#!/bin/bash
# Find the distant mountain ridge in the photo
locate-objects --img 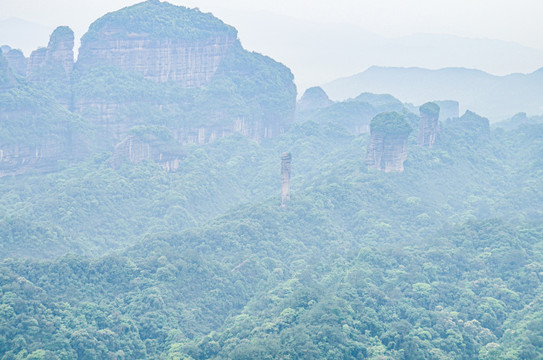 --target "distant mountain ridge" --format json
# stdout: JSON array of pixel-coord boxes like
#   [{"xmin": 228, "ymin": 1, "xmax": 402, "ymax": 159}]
[{"xmin": 323, "ymin": 66, "xmax": 543, "ymax": 121}]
